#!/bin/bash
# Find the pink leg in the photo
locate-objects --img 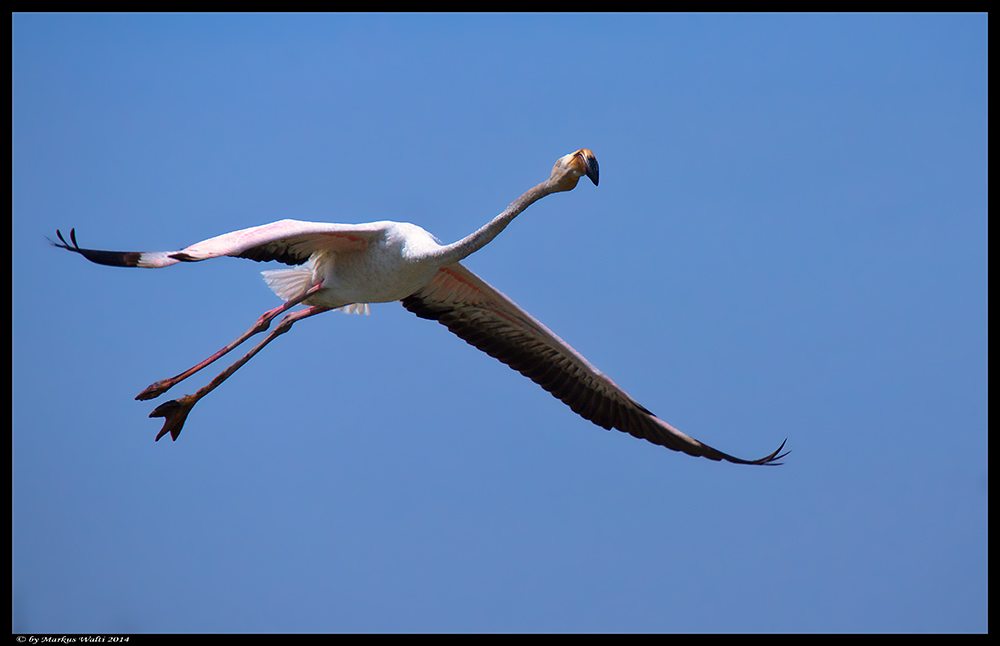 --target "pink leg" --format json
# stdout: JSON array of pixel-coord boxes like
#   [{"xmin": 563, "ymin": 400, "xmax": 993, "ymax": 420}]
[
  {"xmin": 148, "ymin": 304, "xmax": 333, "ymax": 441},
  {"xmin": 136, "ymin": 282, "xmax": 326, "ymax": 401}
]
